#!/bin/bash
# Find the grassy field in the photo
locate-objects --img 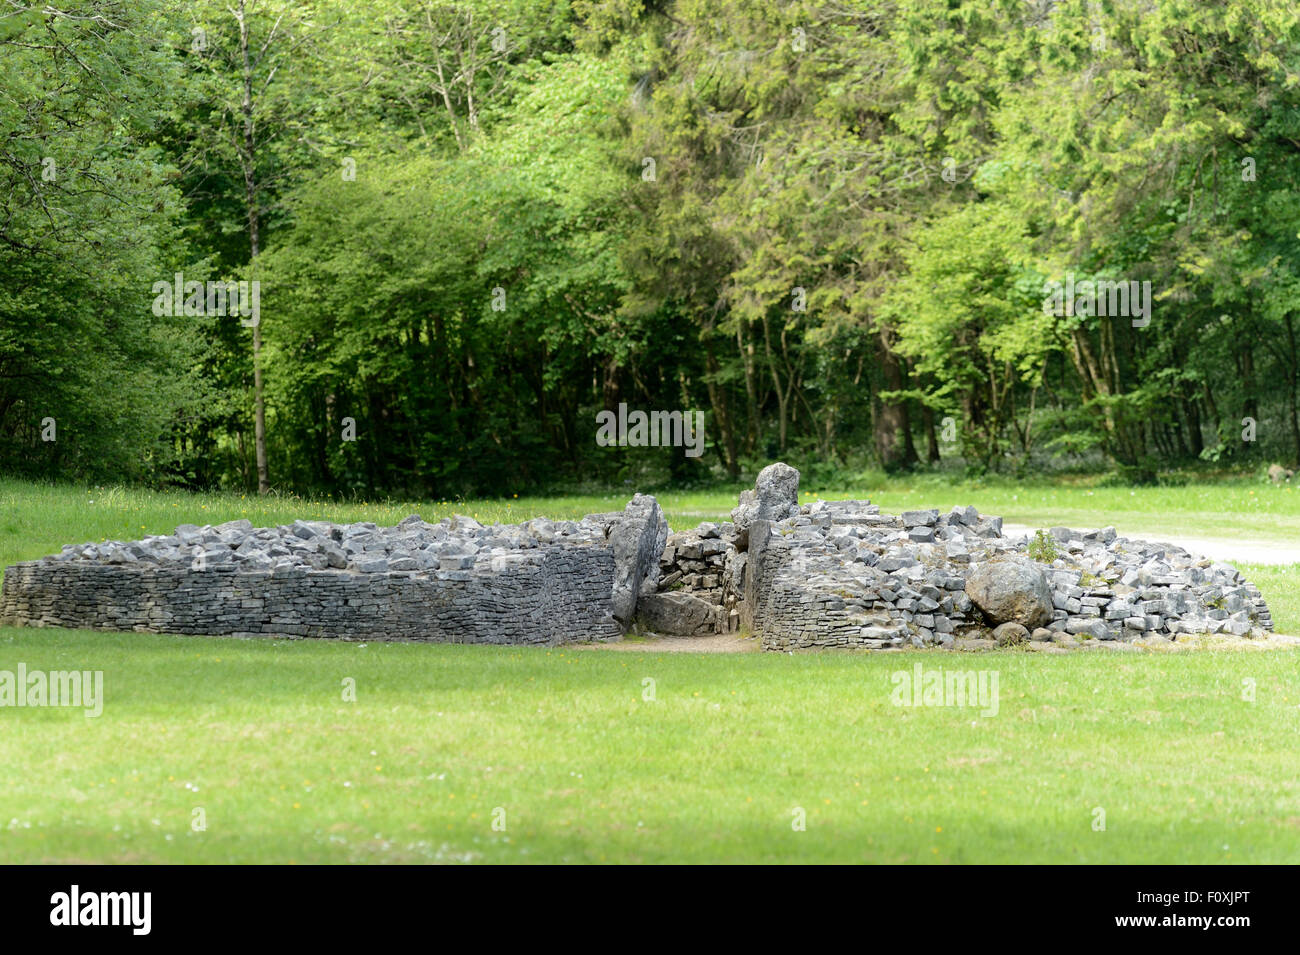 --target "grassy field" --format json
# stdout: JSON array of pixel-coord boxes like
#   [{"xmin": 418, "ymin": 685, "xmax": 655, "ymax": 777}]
[
  {"xmin": 1, "ymin": 628, "xmax": 1298, "ymax": 864},
  {"xmin": 1, "ymin": 476, "xmax": 1298, "ymax": 863}
]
